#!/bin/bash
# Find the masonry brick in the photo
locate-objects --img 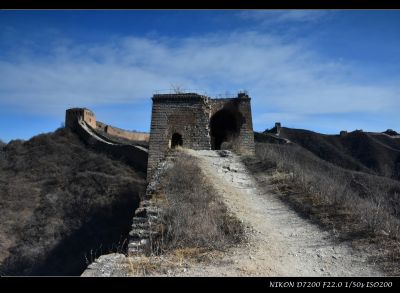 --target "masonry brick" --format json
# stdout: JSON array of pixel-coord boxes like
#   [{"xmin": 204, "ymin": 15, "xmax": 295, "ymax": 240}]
[{"xmin": 147, "ymin": 92, "xmax": 255, "ymax": 181}]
